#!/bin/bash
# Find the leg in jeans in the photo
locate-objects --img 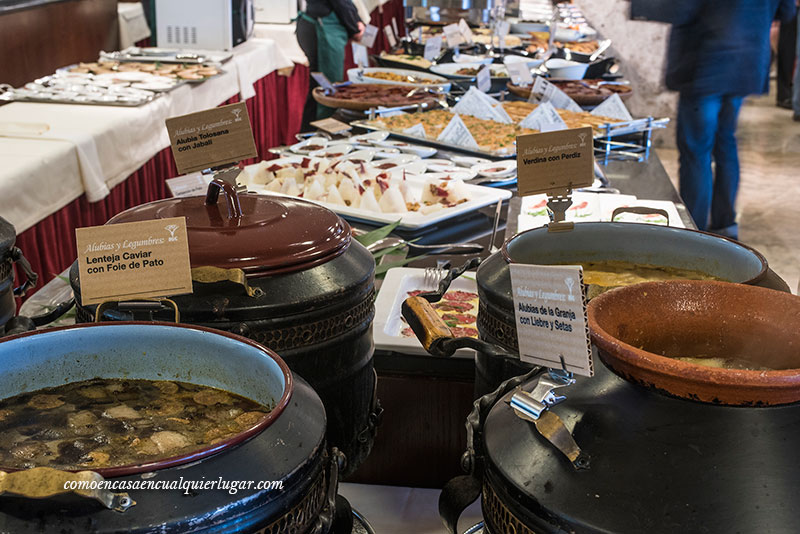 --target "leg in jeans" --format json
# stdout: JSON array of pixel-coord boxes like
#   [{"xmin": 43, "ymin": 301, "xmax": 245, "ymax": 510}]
[
  {"xmin": 677, "ymin": 93, "xmax": 723, "ymax": 231},
  {"xmin": 710, "ymin": 95, "xmax": 744, "ymax": 237},
  {"xmin": 794, "ymin": 14, "xmax": 800, "ymax": 117},
  {"xmin": 777, "ymin": 14, "xmax": 797, "ymax": 105}
]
